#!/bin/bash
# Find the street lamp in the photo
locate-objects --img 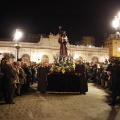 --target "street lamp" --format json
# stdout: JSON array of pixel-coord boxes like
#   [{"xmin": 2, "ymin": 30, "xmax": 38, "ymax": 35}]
[
  {"xmin": 112, "ymin": 12, "xmax": 120, "ymax": 38},
  {"xmin": 118, "ymin": 47, "xmax": 120, "ymax": 51},
  {"xmin": 13, "ymin": 29, "xmax": 22, "ymax": 61}
]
